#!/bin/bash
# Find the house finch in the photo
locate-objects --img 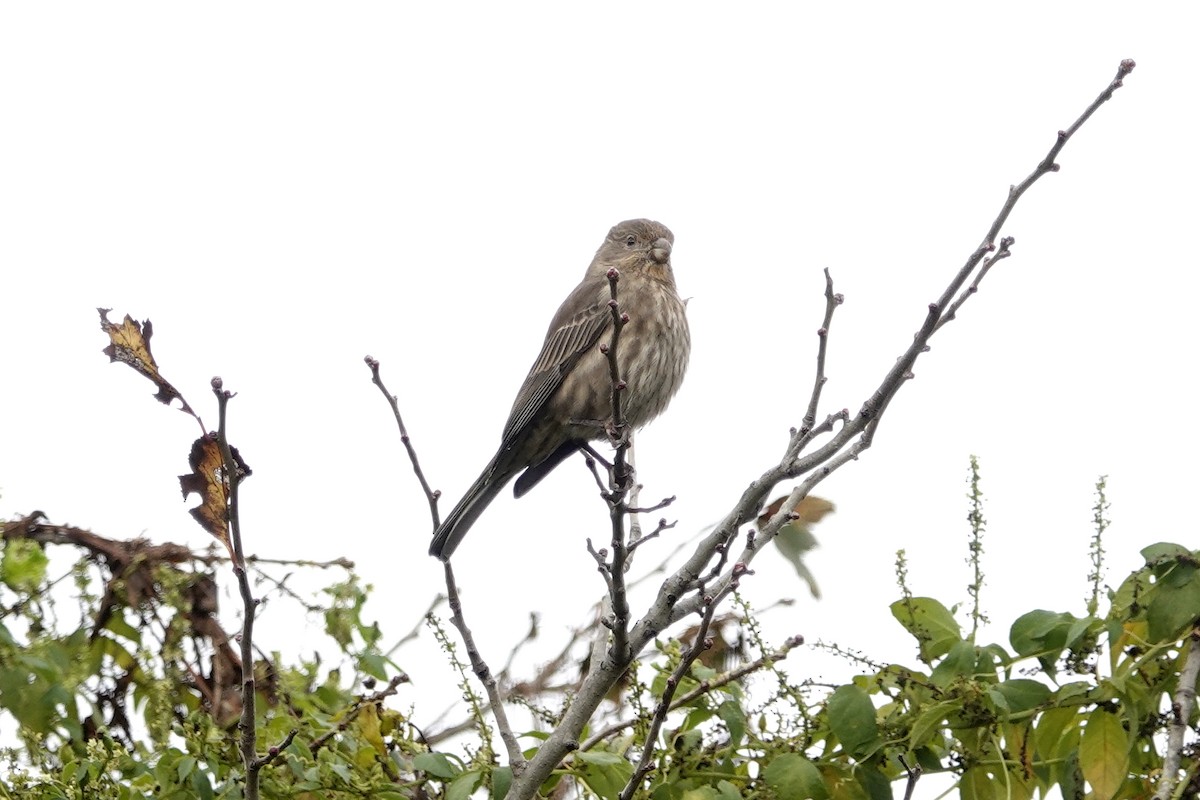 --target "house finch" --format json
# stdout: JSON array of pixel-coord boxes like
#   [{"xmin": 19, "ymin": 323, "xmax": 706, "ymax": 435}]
[{"xmin": 429, "ymin": 219, "xmax": 690, "ymax": 560}]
